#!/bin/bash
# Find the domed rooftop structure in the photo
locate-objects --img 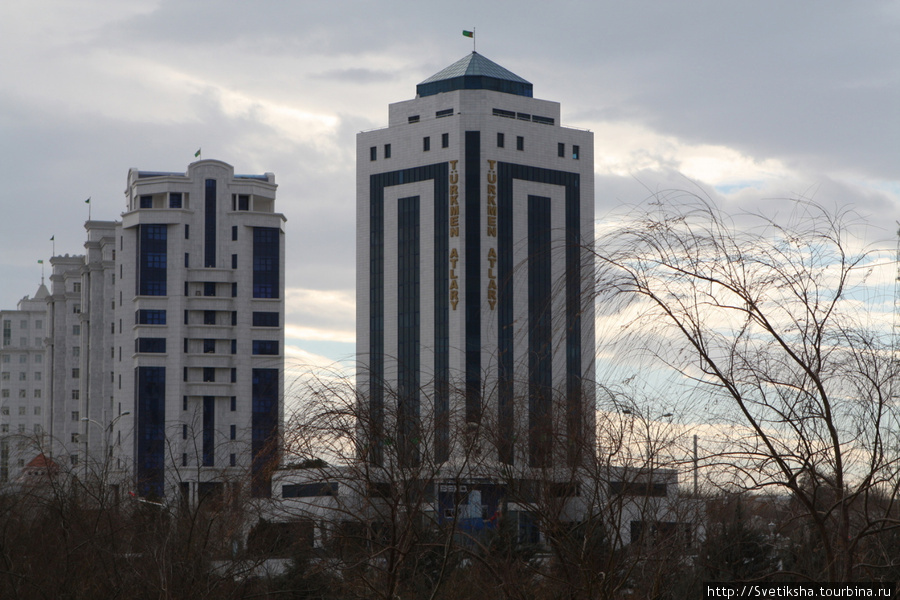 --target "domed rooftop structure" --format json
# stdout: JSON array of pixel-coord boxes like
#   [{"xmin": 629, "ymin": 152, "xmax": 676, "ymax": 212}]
[{"xmin": 416, "ymin": 52, "xmax": 533, "ymax": 98}]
